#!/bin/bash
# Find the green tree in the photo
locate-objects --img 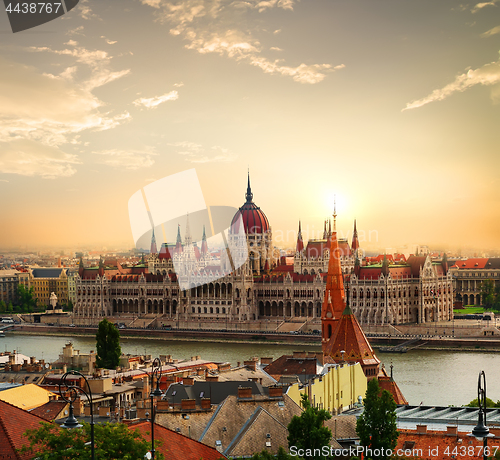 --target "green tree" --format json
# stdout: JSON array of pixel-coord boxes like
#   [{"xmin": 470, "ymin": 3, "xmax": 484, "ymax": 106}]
[
  {"xmin": 95, "ymin": 318, "xmax": 122, "ymax": 369},
  {"xmin": 466, "ymin": 397, "xmax": 500, "ymax": 408},
  {"xmin": 17, "ymin": 284, "xmax": 37, "ymax": 312},
  {"xmin": 19, "ymin": 421, "xmax": 163, "ymax": 459},
  {"xmin": 356, "ymin": 378, "xmax": 399, "ymax": 460},
  {"xmin": 481, "ymin": 279, "xmax": 496, "ymax": 309},
  {"xmin": 287, "ymin": 394, "xmax": 332, "ymax": 460}
]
